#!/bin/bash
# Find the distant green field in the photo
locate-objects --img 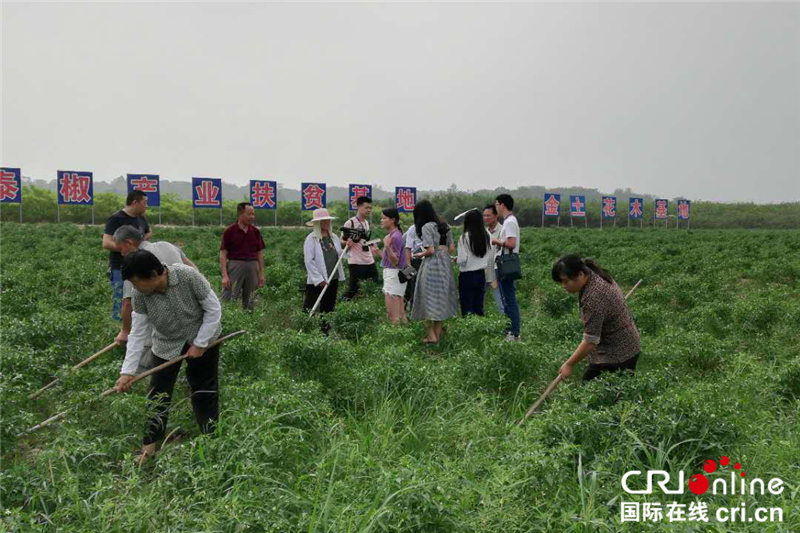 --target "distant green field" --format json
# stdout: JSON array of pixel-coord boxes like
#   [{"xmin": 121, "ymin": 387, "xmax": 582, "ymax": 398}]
[{"xmin": 2, "ymin": 223, "xmax": 799, "ymax": 532}]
